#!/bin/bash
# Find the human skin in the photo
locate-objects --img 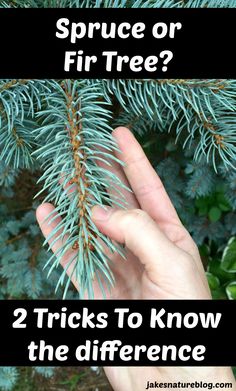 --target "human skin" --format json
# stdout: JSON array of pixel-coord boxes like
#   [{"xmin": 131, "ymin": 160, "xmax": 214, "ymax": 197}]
[{"xmin": 36, "ymin": 127, "xmax": 235, "ymax": 391}]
